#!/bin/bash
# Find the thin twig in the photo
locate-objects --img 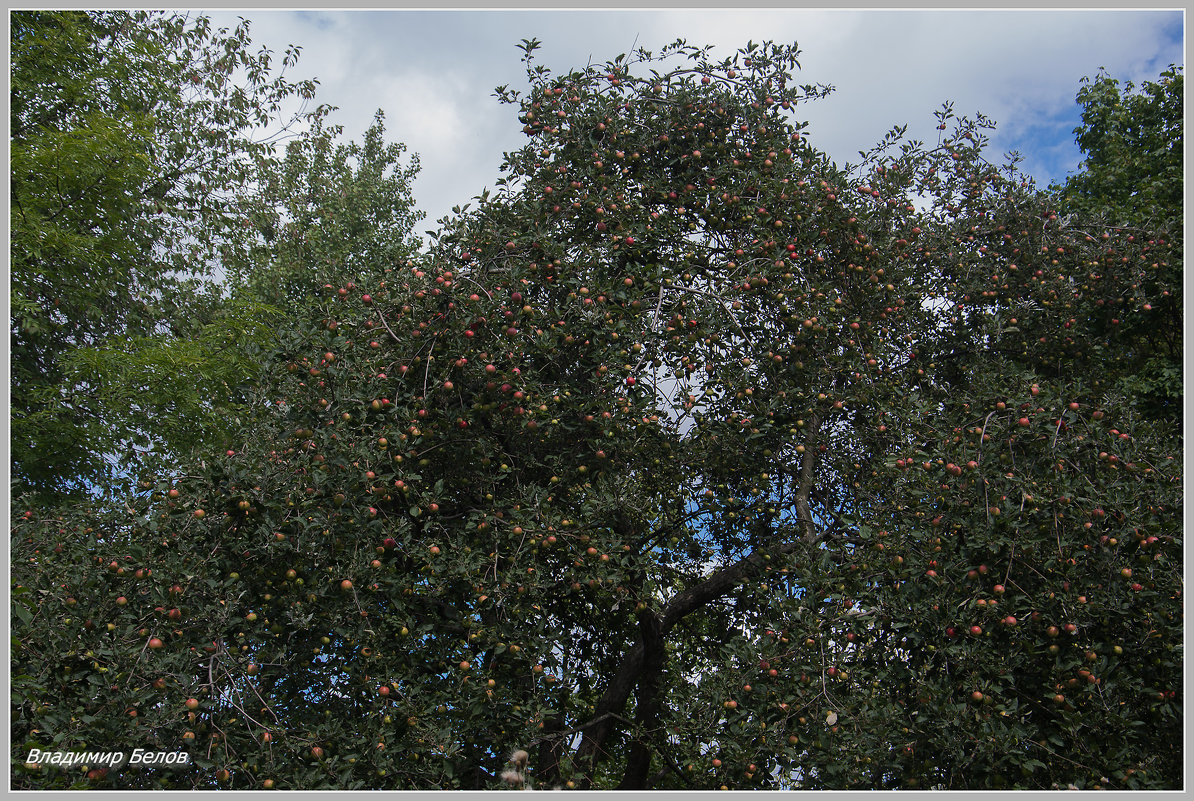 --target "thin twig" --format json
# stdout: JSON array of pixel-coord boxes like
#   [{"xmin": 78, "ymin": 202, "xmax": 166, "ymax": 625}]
[{"xmin": 375, "ymin": 309, "xmax": 403, "ymax": 344}]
